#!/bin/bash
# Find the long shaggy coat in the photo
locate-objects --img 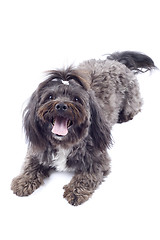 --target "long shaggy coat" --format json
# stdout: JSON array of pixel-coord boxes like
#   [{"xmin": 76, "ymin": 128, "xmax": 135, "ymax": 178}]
[{"xmin": 11, "ymin": 51, "xmax": 156, "ymax": 205}]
